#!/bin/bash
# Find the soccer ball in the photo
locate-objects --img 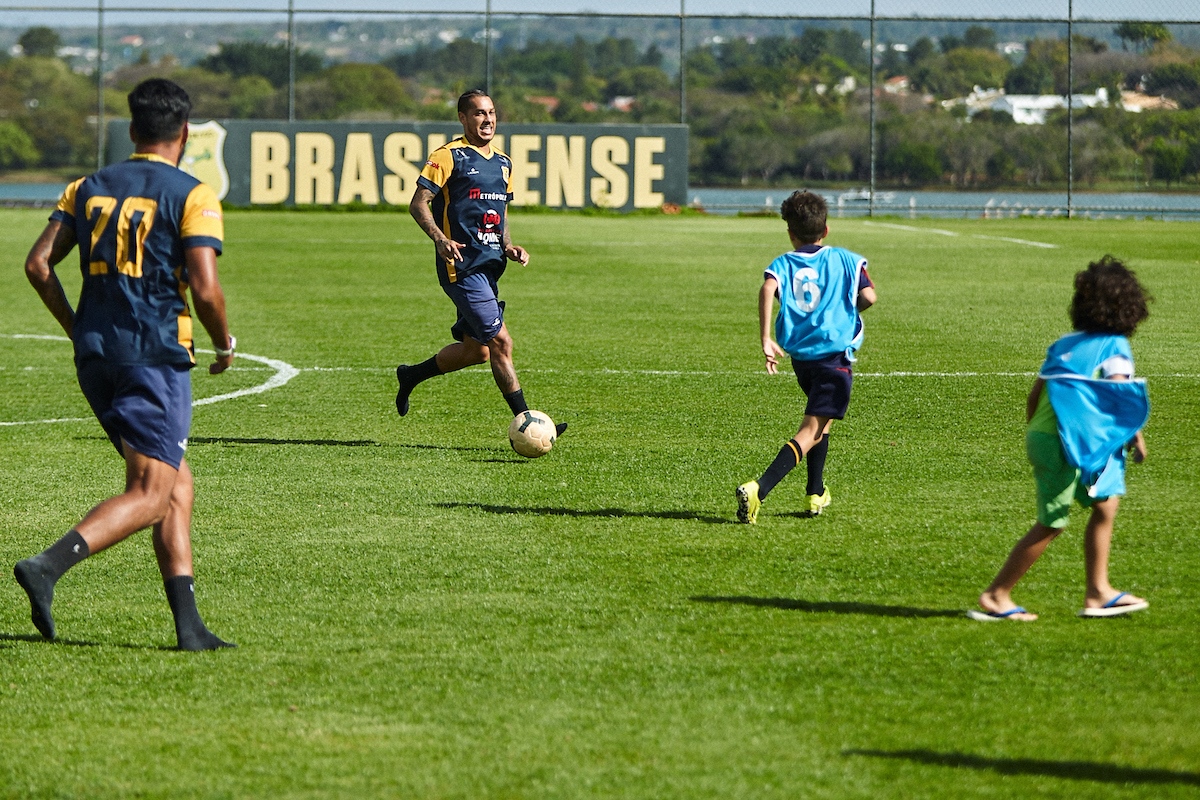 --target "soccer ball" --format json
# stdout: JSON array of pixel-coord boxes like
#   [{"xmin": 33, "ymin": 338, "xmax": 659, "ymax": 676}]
[{"xmin": 508, "ymin": 410, "xmax": 556, "ymax": 458}]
